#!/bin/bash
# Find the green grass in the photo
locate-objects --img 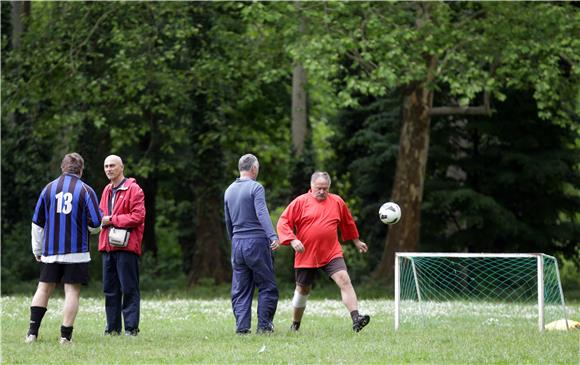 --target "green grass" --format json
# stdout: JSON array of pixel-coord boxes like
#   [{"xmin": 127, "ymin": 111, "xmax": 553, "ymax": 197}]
[{"xmin": 2, "ymin": 295, "xmax": 579, "ymax": 364}]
